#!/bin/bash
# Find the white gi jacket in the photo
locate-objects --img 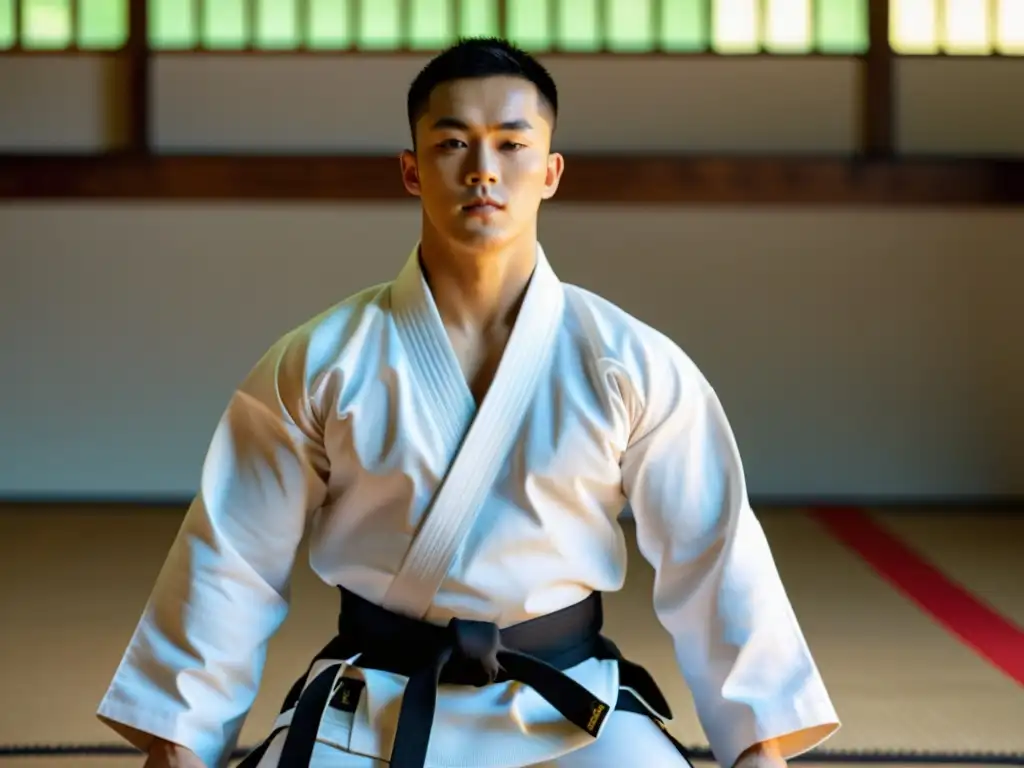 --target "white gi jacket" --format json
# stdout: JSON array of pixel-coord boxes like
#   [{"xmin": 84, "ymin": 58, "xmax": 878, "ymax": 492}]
[{"xmin": 97, "ymin": 244, "xmax": 840, "ymax": 768}]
